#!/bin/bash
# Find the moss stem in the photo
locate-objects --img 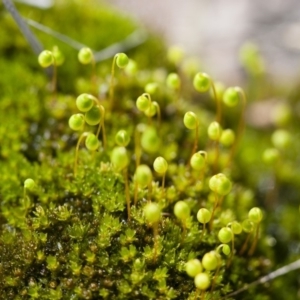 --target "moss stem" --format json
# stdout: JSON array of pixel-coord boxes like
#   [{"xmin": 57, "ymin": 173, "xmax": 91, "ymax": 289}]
[
  {"xmin": 227, "ymin": 87, "xmax": 247, "ymax": 167},
  {"xmin": 211, "ymin": 80, "xmax": 221, "ymax": 124},
  {"xmin": 209, "ymin": 193, "xmax": 219, "ymax": 230},
  {"xmin": 239, "ymin": 232, "xmax": 252, "ymax": 255},
  {"xmin": 74, "ymin": 132, "xmax": 89, "ymax": 176},
  {"xmin": 124, "ymin": 168, "xmax": 131, "ymax": 221},
  {"xmin": 109, "ymin": 55, "xmax": 117, "ymax": 111},
  {"xmin": 248, "ymin": 223, "xmax": 260, "ymax": 256}
]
